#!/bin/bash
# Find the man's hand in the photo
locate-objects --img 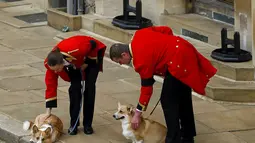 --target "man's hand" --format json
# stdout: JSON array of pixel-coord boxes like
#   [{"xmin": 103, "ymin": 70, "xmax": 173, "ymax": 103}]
[
  {"xmin": 131, "ymin": 110, "xmax": 142, "ymax": 130},
  {"xmin": 81, "ymin": 63, "xmax": 88, "ymax": 71},
  {"xmin": 46, "ymin": 108, "xmax": 52, "ymax": 115}
]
